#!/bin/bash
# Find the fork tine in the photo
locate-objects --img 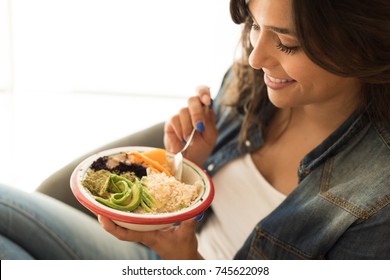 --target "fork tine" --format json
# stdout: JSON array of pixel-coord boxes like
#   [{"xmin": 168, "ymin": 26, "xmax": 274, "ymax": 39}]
[{"xmin": 174, "ymin": 128, "xmax": 196, "ymax": 180}]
